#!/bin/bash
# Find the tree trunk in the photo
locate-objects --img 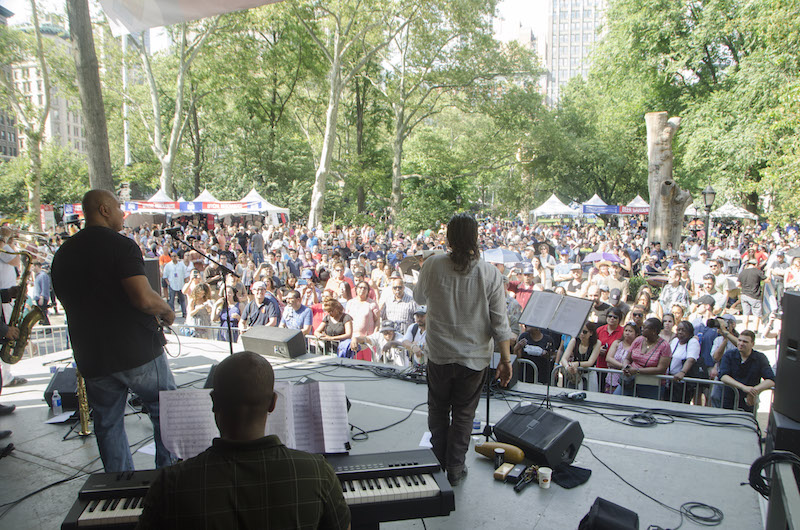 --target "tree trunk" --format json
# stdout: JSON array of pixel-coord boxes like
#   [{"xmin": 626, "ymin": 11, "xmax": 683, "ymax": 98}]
[
  {"xmin": 67, "ymin": 0, "xmax": 114, "ymax": 192},
  {"xmin": 355, "ymin": 77, "xmax": 365, "ymax": 214},
  {"xmin": 390, "ymin": 103, "xmax": 405, "ymax": 220},
  {"xmin": 26, "ymin": 135, "xmax": 43, "ymax": 230},
  {"xmin": 307, "ymin": 61, "xmax": 342, "ymax": 228},
  {"xmin": 645, "ymin": 112, "xmax": 691, "ymax": 249}
]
